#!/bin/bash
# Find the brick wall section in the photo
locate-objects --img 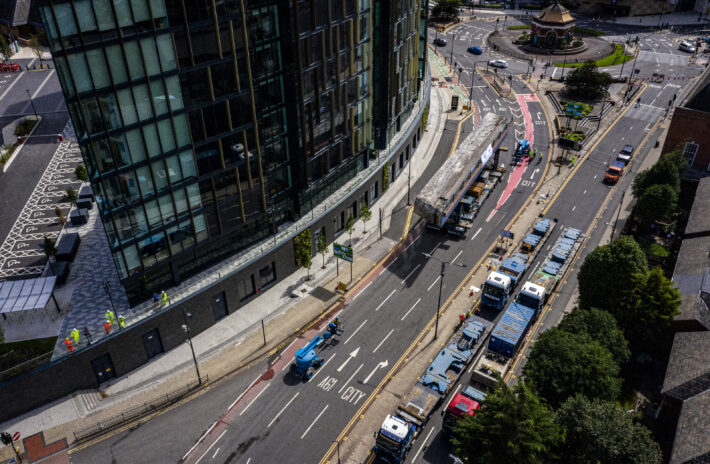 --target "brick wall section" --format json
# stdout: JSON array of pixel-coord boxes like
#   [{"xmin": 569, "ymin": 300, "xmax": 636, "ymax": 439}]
[{"xmin": 662, "ymin": 107, "xmax": 710, "ymax": 171}]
